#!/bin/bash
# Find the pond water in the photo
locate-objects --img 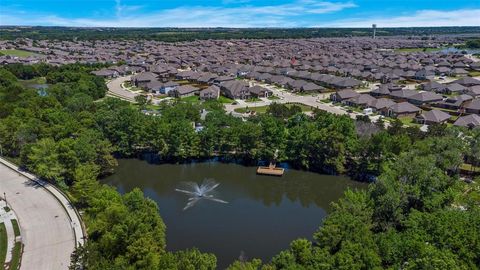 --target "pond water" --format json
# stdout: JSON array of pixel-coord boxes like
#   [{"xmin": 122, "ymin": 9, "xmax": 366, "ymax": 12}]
[{"xmin": 103, "ymin": 159, "xmax": 367, "ymax": 268}]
